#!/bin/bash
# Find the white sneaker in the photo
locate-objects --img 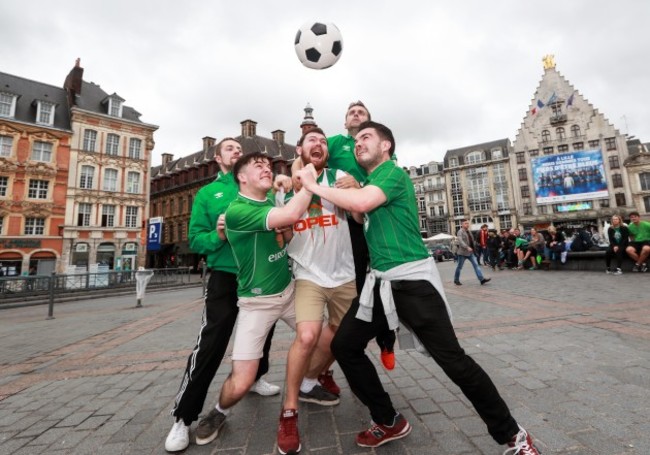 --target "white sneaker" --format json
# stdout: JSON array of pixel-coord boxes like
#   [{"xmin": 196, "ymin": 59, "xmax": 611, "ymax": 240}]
[
  {"xmin": 165, "ymin": 420, "xmax": 189, "ymax": 452},
  {"xmin": 250, "ymin": 378, "xmax": 281, "ymax": 396},
  {"xmin": 613, "ymin": 268, "xmax": 623, "ymax": 275}
]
